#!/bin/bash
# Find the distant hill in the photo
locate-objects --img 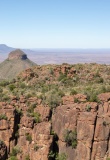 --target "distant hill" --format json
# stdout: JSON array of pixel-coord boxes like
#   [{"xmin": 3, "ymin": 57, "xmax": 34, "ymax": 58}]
[
  {"xmin": 0, "ymin": 49, "xmax": 36, "ymax": 80},
  {"xmin": 0, "ymin": 44, "xmax": 15, "ymax": 53},
  {"xmin": 0, "ymin": 44, "xmax": 36, "ymax": 55}
]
